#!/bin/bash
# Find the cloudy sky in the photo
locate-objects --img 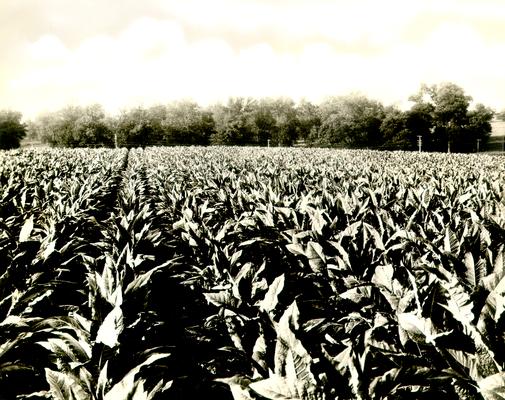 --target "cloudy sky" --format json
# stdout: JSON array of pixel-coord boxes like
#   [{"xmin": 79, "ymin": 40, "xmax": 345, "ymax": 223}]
[{"xmin": 1, "ymin": 0, "xmax": 505, "ymax": 119}]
